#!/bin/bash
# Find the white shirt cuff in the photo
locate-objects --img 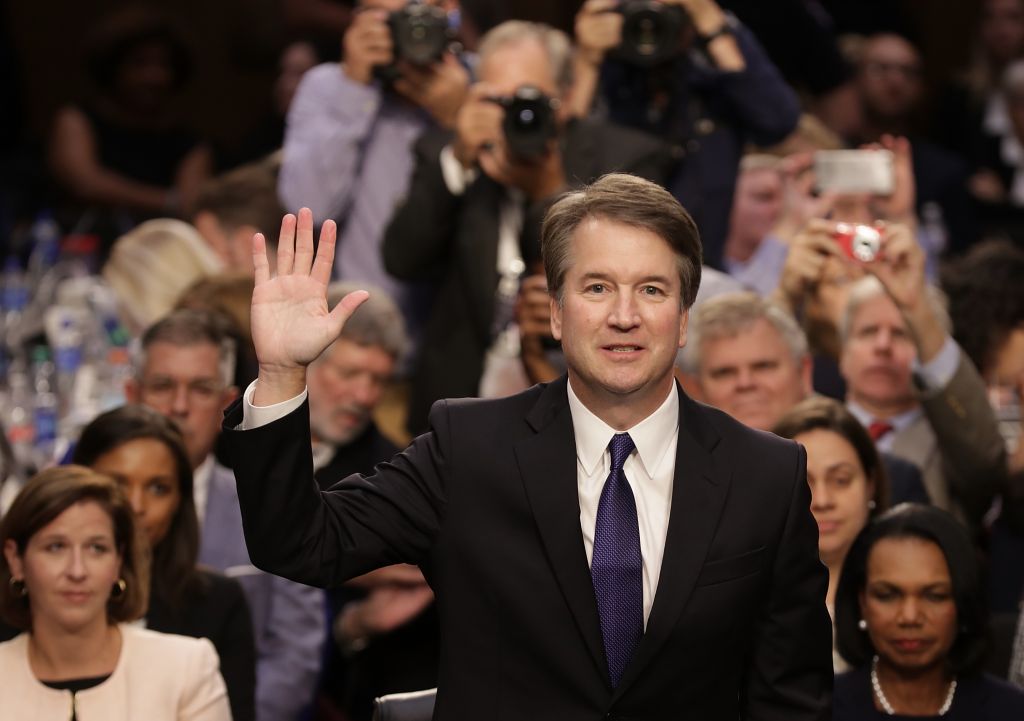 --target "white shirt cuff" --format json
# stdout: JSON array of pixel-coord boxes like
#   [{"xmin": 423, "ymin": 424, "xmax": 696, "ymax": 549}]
[
  {"xmin": 913, "ymin": 336, "xmax": 960, "ymax": 392},
  {"xmin": 439, "ymin": 144, "xmax": 477, "ymax": 196},
  {"xmin": 240, "ymin": 380, "xmax": 308, "ymax": 430}
]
